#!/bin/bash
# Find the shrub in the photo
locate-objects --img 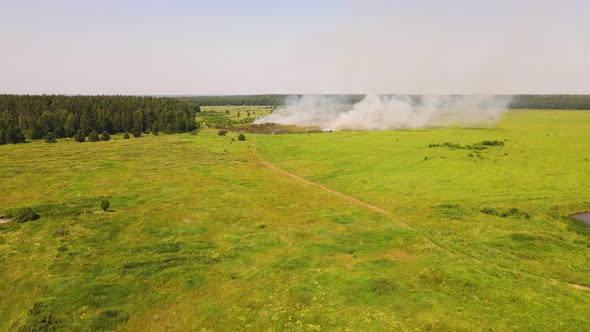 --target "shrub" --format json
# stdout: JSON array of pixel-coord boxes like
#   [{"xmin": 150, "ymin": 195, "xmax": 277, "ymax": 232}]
[
  {"xmin": 44, "ymin": 132, "xmax": 57, "ymax": 143},
  {"xmin": 101, "ymin": 131, "xmax": 111, "ymax": 141},
  {"xmin": 123, "ymin": 132, "xmax": 130, "ymax": 139},
  {"xmin": 101, "ymin": 200, "xmax": 110, "ymax": 212},
  {"xmin": 88, "ymin": 130, "xmax": 100, "ymax": 142},
  {"xmin": 480, "ymin": 140, "xmax": 504, "ymax": 146},
  {"xmin": 91, "ymin": 310, "xmax": 128, "ymax": 331},
  {"xmin": 20, "ymin": 302, "xmax": 62, "ymax": 332},
  {"xmin": 12, "ymin": 207, "xmax": 40, "ymax": 223},
  {"xmin": 151, "ymin": 121, "xmax": 159, "ymax": 136},
  {"xmin": 429, "ymin": 140, "xmax": 505, "ymax": 151},
  {"xmin": 164, "ymin": 124, "xmax": 173, "ymax": 134},
  {"xmin": 74, "ymin": 130, "xmax": 85, "ymax": 142},
  {"xmin": 217, "ymin": 130, "xmax": 227, "ymax": 136},
  {"xmin": 481, "ymin": 207, "xmax": 531, "ymax": 219},
  {"xmin": 237, "ymin": 133, "xmax": 246, "ymax": 141}
]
